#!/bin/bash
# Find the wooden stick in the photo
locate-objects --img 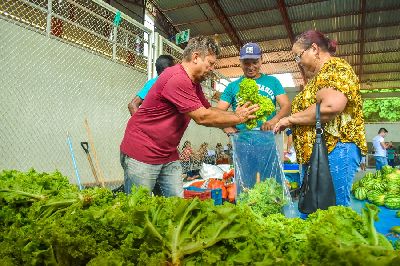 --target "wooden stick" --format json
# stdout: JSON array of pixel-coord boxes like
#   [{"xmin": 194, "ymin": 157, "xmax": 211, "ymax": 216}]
[
  {"xmin": 256, "ymin": 172, "xmax": 261, "ymax": 183},
  {"xmin": 84, "ymin": 118, "xmax": 105, "ymax": 187}
]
